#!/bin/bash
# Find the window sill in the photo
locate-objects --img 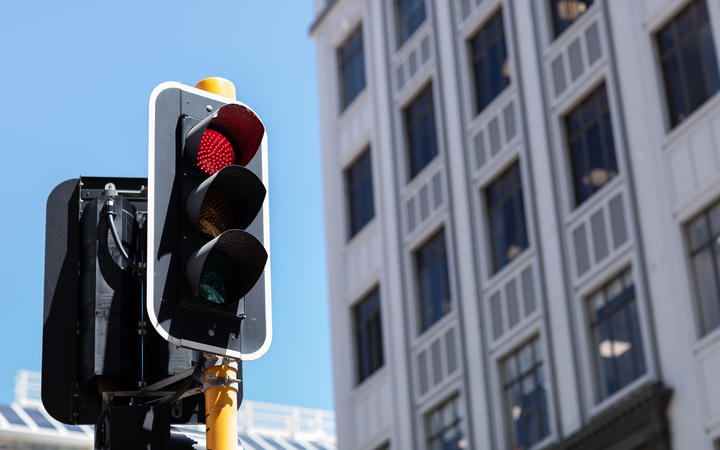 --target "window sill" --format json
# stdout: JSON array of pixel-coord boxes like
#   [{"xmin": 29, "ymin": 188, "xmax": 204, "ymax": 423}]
[
  {"xmin": 344, "ymin": 217, "xmax": 379, "ymax": 252},
  {"xmin": 392, "ymin": 21, "xmax": 431, "ymax": 63},
  {"xmin": 467, "ymin": 84, "xmax": 515, "ymax": 131},
  {"xmin": 543, "ymin": 2, "xmax": 600, "ymax": 60},
  {"xmin": 483, "ymin": 247, "xmax": 534, "ymax": 294},
  {"xmin": 529, "ymin": 434, "xmax": 557, "ymax": 450},
  {"xmin": 337, "ymin": 88, "xmax": 369, "ymax": 126},
  {"xmin": 662, "ymin": 91, "xmax": 720, "ymax": 154},
  {"xmin": 588, "ymin": 375, "xmax": 654, "ymax": 419},
  {"xmin": 351, "ymin": 365, "xmax": 389, "ymax": 399},
  {"xmin": 564, "ymin": 174, "xmax": 624, "ymax": 229},
  {"xmin": 403, "ymin": 155, "xmax": 443, "ymax": 195},
  {"xmin": 694, "ymin": 325, "xmax": 720, "ymax": 360},
  {"xmin": 412, "ymin": 310, "xmax": 457, "ymax": 350}
]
